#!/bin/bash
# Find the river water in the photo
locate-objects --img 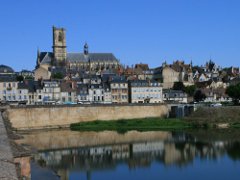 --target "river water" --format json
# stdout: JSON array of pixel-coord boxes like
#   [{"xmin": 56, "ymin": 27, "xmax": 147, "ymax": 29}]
[{"xmin": 16, "ymin": 129, "xmax": 240, "ymax": 180}]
